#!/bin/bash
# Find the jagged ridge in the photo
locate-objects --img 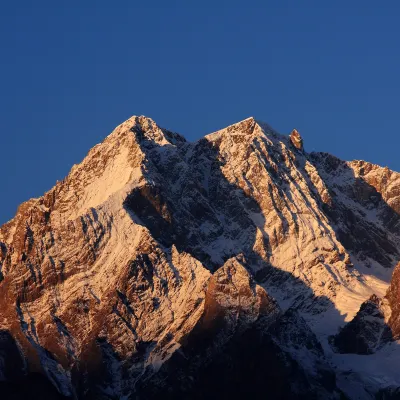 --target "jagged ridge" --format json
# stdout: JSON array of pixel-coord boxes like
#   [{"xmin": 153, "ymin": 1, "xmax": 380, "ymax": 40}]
[{"xmin": 1, "ymin": 116, "xmax": 400, "ymax": 399}]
